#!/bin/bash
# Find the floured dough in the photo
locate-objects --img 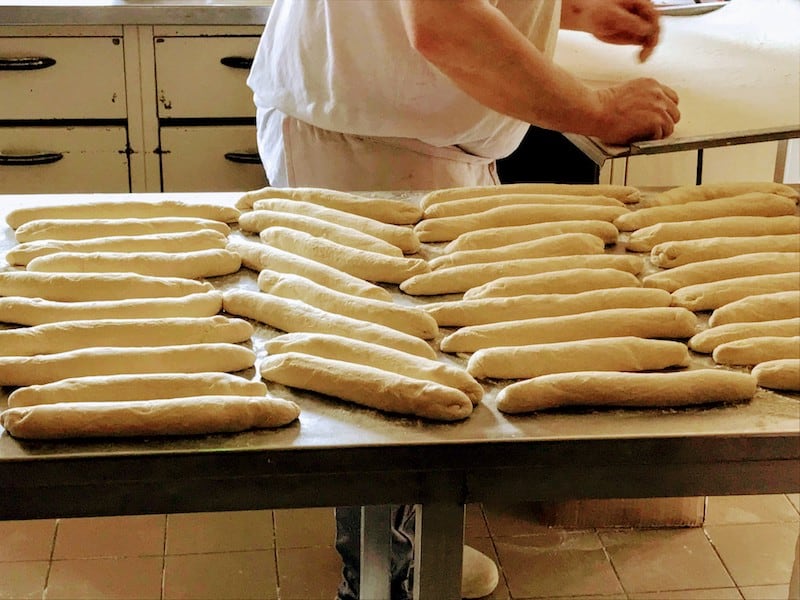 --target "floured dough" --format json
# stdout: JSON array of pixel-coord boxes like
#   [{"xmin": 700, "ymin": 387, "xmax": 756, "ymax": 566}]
[
  {"xmin": 650, "ymin": 234, "xmax": 800, "ymax": 268},
  {"xmin": 712, "ymin": 336, "xmax": 800, "ymax": 366},
  {"xmin": 751, "ymin": 359, "xmax": 800, "ymax": 391},
  {"xmin": 709, "ymin": 291, "xmax": 800, "ymax": 327},
  {"xmin": 15, "ymin": 217, "xmax": 230, "ymax": 242},
  {"xmin": 641, "ymin": 182, "xmax": 799, "ymax": 208},
  {"xmin": 689, "ymin": 318, "xmax": 800, "ymax": 353},
  {"xmin": 423, "ymin": 193, "xmax": 625, "ymax": 219},
  {"xmin": 463, "ymin": 267, "xmax": 641, "ymax": 300},
  {"xmin": 671, "ymin": 273, "xmax": 800, "ymax": 312},
  {"xmin": 444, "ymin": 220, "xmax": 619, "ymax": 253}
]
